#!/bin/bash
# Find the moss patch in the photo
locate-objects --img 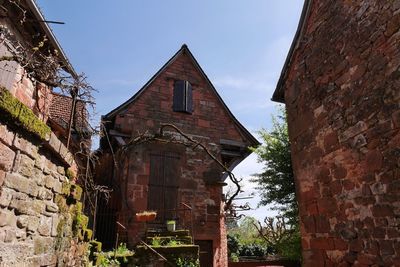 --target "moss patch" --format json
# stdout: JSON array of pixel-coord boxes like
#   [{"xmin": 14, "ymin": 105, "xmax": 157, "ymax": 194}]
[
  {"xmin": 0, "ymin": 87, "xmax": 51, "ymax": 140},
  {"xmin": 70, "ymin": 184, "xmax": 83, "ymax": 201},
  {"xmin": 65, "ymin": 168, "xmax": 75, "ymax": 180},
  {"xmin": 90, "ymin": 240, "xmax": 102, "ymax": 252}
]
